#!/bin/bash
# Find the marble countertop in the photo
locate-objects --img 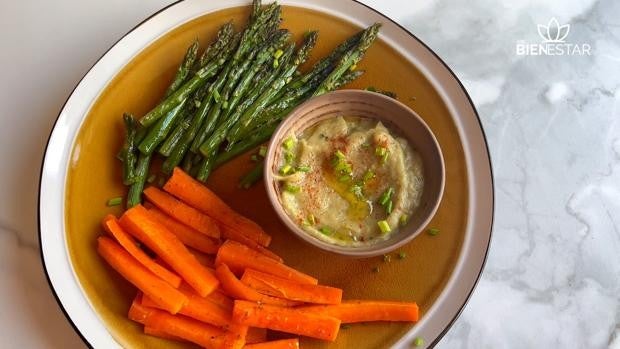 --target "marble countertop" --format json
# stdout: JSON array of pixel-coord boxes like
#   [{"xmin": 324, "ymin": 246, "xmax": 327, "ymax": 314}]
[{"xmin": 1, "ymin": 0, "xmax": 618, "ymax": 347}]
